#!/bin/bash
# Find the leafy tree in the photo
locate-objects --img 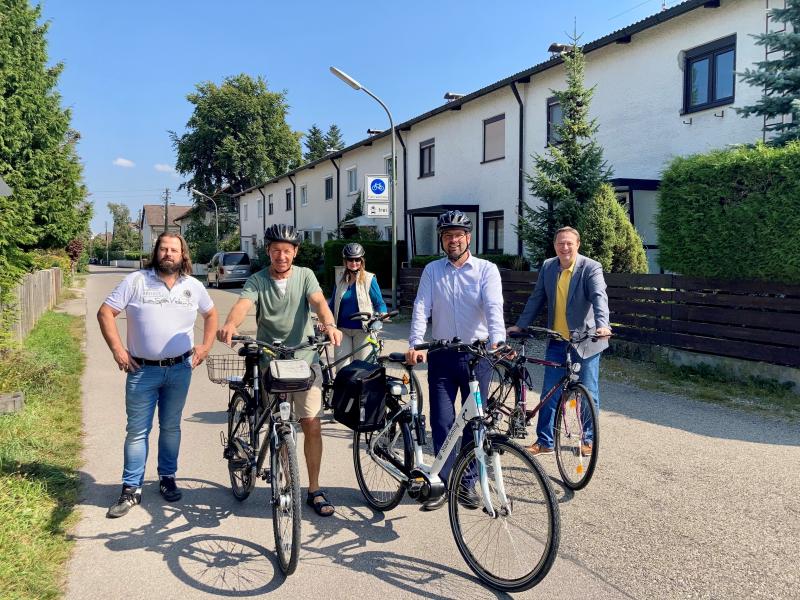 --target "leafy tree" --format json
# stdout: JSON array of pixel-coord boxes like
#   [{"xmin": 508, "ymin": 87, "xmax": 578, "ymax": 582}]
[
  {"xmin": 517, "ymin": 37, "xmax": 612, "ymax": 266},
  {"xmin": 170, "ymin": 73, "xmax": 303, "ymax": 196},
  {"xmin": 0, "ymin": 0, "xmax": 89, "ymax": 345},
  {"xmin": 737, "ymin": 0, "xmax": 800, "ymax": 145},
  {"xmin": 182, "ymin": 209, "xmax": 239, "ymax": 264},
  {"xmin": 324, "ymin": 124, "xmax": 345, "ymax": 152},
  {"xmin": 107, "ymin": 202, "xmax": 139, "ymax": 252},
  {"xmin": 342, "ymin": 191, "xmax": 363, "ymax": 221},
  {"xmin": 304, "ymin": 124, "xmax": 328, "ymax": 161}
]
